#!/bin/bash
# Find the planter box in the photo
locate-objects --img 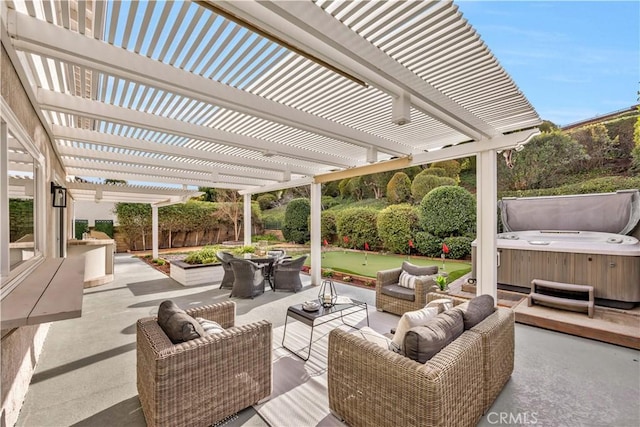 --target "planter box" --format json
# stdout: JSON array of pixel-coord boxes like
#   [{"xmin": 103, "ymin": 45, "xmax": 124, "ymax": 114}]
[{"xmin": 170, "ymin": 260, "xmax": 223, "ymax": 287}]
